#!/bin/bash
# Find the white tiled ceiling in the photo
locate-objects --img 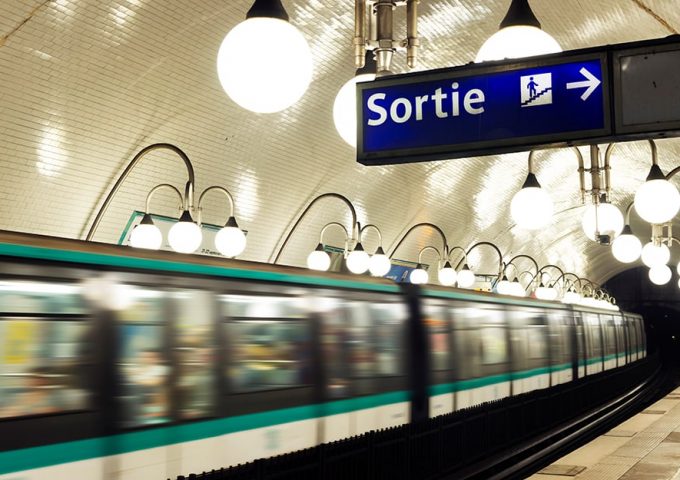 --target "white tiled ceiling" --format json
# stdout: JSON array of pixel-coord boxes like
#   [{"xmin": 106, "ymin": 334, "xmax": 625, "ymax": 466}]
[{"xmin": 0, "ymin": 0, "xmax": 679, "ymax": 286}]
